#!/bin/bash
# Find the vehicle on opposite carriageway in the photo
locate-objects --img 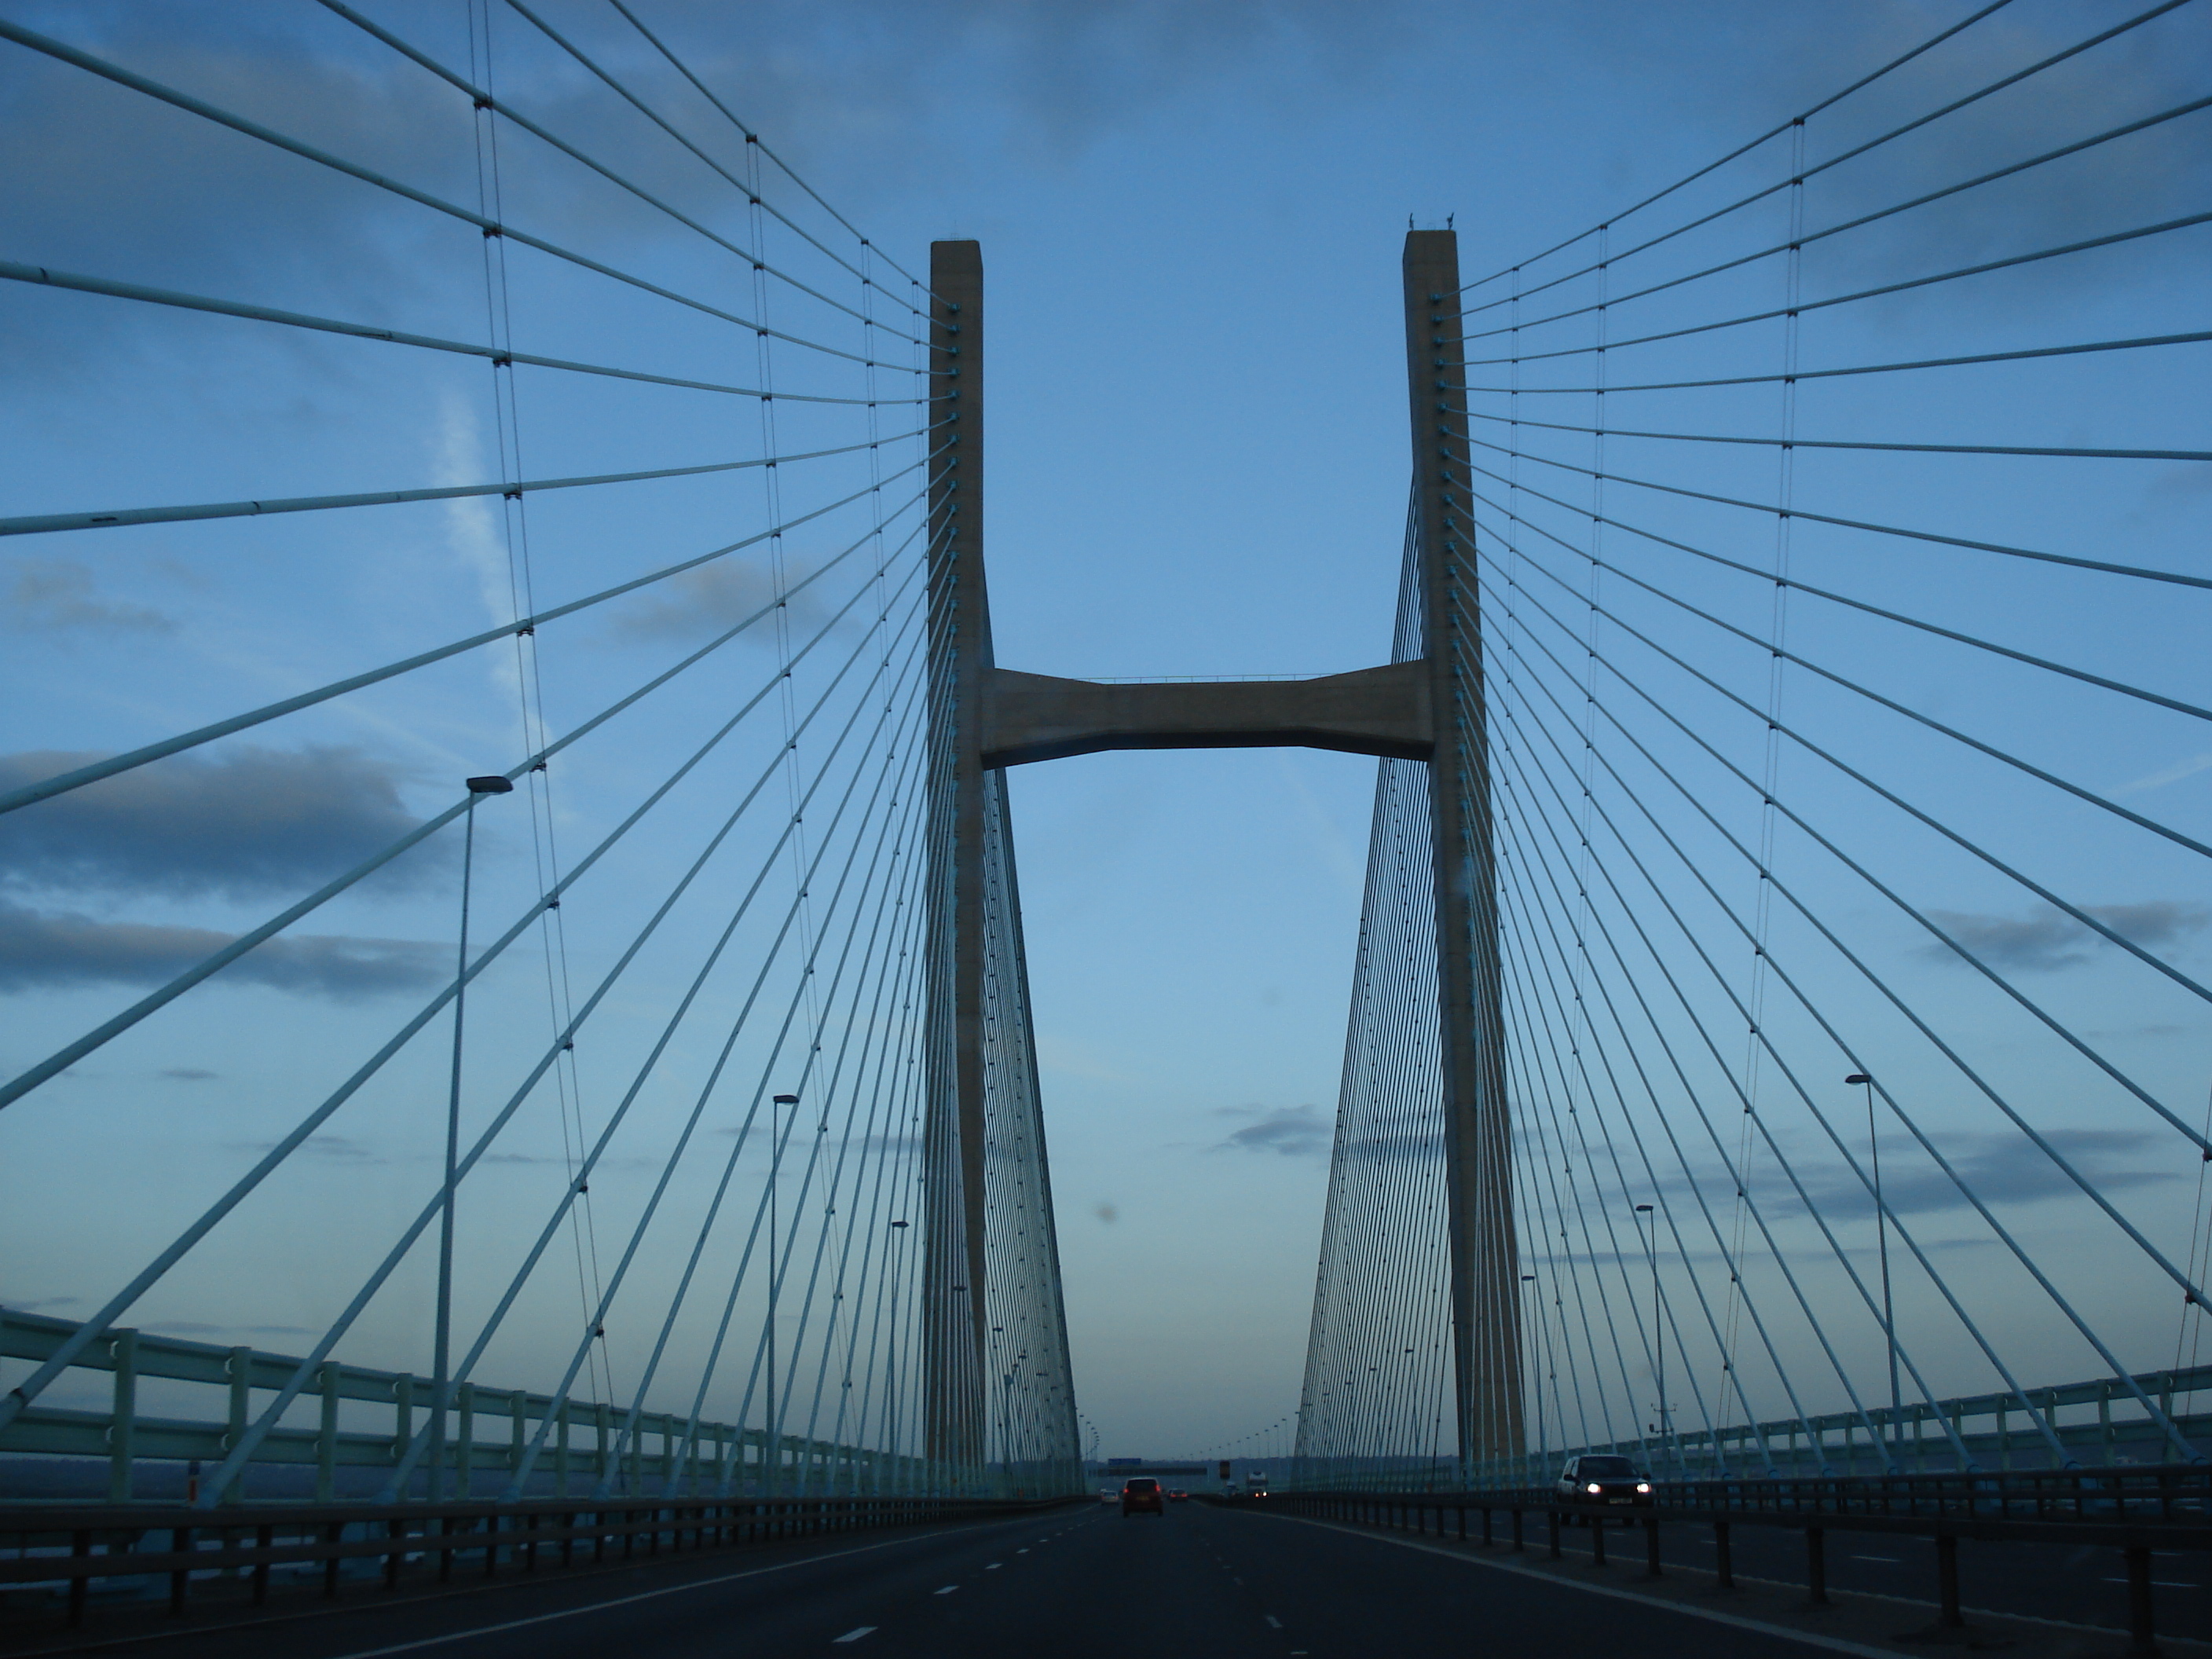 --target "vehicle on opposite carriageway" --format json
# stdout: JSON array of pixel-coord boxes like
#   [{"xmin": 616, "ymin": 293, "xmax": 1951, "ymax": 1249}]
[{"xmin": 1554, "ymin": 1454, "xmax": 1654, "ymax": 1511}]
